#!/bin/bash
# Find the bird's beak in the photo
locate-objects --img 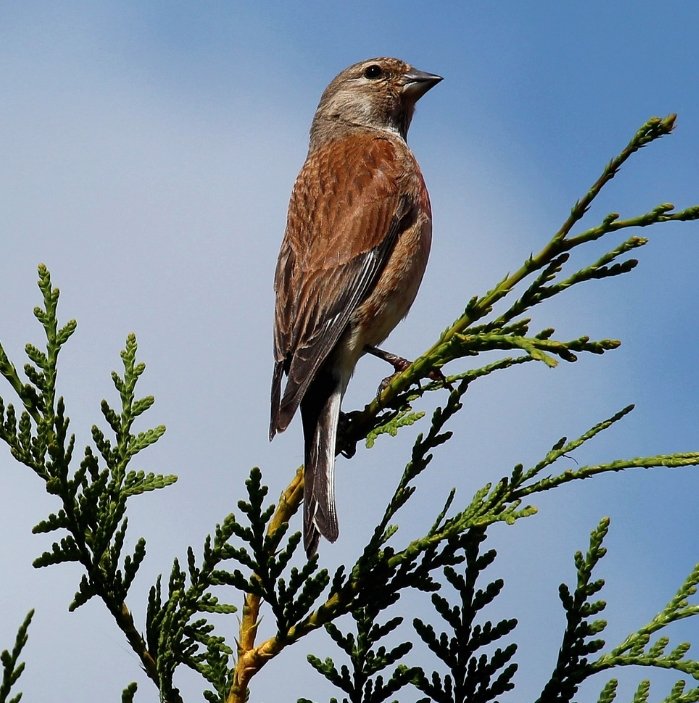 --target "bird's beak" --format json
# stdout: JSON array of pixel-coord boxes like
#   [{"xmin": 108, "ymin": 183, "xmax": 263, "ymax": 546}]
[{"xmin": 402, "ymin": 68, "xmax": 443, "ymax": 101}]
